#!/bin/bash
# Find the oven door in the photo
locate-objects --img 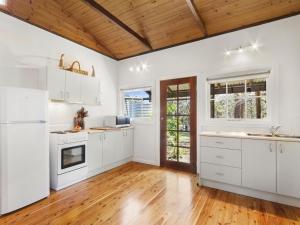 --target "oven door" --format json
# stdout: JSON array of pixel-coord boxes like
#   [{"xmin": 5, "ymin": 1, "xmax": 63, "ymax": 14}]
[{"xmin": 57, "ymin": 141, "xmax": 87, "ymax": 175}]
